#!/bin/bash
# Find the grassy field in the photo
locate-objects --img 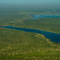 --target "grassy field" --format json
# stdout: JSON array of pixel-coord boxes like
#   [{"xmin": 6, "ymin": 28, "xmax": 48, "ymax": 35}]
[{"xmin": 0, "ymin": 9, "xmax": 60, "ymax": 60}]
